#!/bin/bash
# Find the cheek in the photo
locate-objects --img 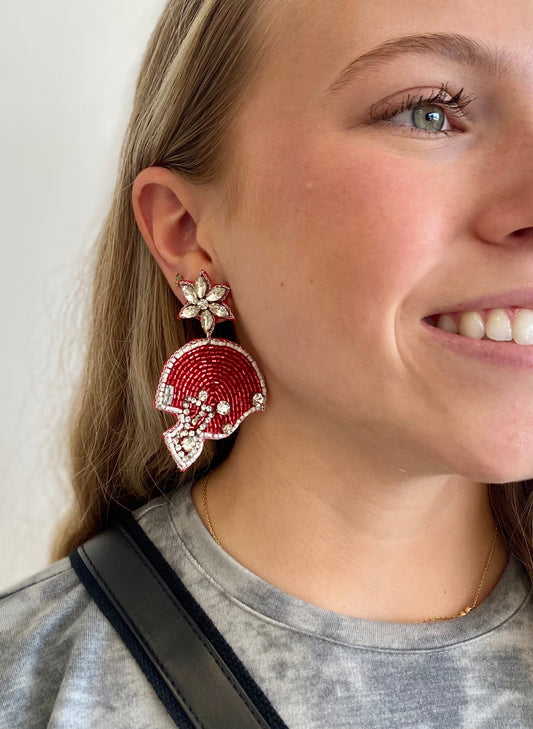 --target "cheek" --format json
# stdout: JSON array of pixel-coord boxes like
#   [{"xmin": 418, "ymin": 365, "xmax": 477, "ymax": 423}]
[
  {"xmin": 227, "ymin": 133, "xmax": 460, "ymax": 390},
  {"xmin": 253, "ymin": 140, "xmax": 452, "ymax": 323}
]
